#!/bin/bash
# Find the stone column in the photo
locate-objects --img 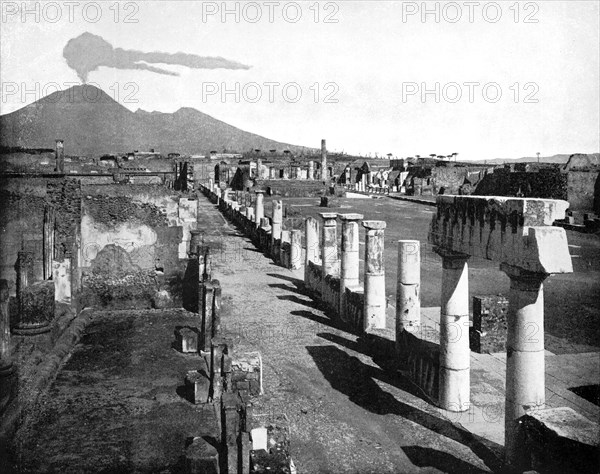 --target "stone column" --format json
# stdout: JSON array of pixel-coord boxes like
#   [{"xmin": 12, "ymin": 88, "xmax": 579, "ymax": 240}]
[
  {"xmin": 290, "ymin": 230, "xmax": 302, "ymax": 270},
  {"xmin": 55, "ymin": 139, "xmax": 64, "ymax": 173},
  {"xmin": 270, "ymin": 201, "xmax": 283, "ymax": 258},
  {"xmin": 304, "ymin": 217, "xmax": 319, "ymax": 283},
  {"xmin": 43, "ymin": 205, "xmax": 55, "ymax": 280},
  {"xmin": 209, "ymin": 178, "xmax": 214, "ymax": 190},
  {"xmin": 396, "ymin": 240, "xmax": 421, "ymax": 336},
  {"xmin": 308, "ymin": 161, "xmax": 314, "ymax": 180},
  {"xmin": 321, "ymin": 139, "xmax": 327, "ymax": 181},
  {"xmin": 362, "ymin": 221, "xmax": 386, "ymax": 330},
  {"xmin": 256, "ymin": 158, "xmax": 262, "ymax": 179},
  {"xmin": 320, "ymin": 213, "xmax": 338, "ymax": 278},
  {"xmin": 501, "ymin": 263, "xmax": 547, "ymax": 466},
  {"xmin": 339, "ymin": 214, "xmax": 363, "ymax": 323},
  {"xmin": 436, "ymin": 249, "xmax": 470, "ymax": 412},
  {"xmin": 254, "ymin": 191, "xmax": 265, "ymax": 227},
  {"xmin": 0, "ymin": 280, "xmax": 12, "ymax": 376}
]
